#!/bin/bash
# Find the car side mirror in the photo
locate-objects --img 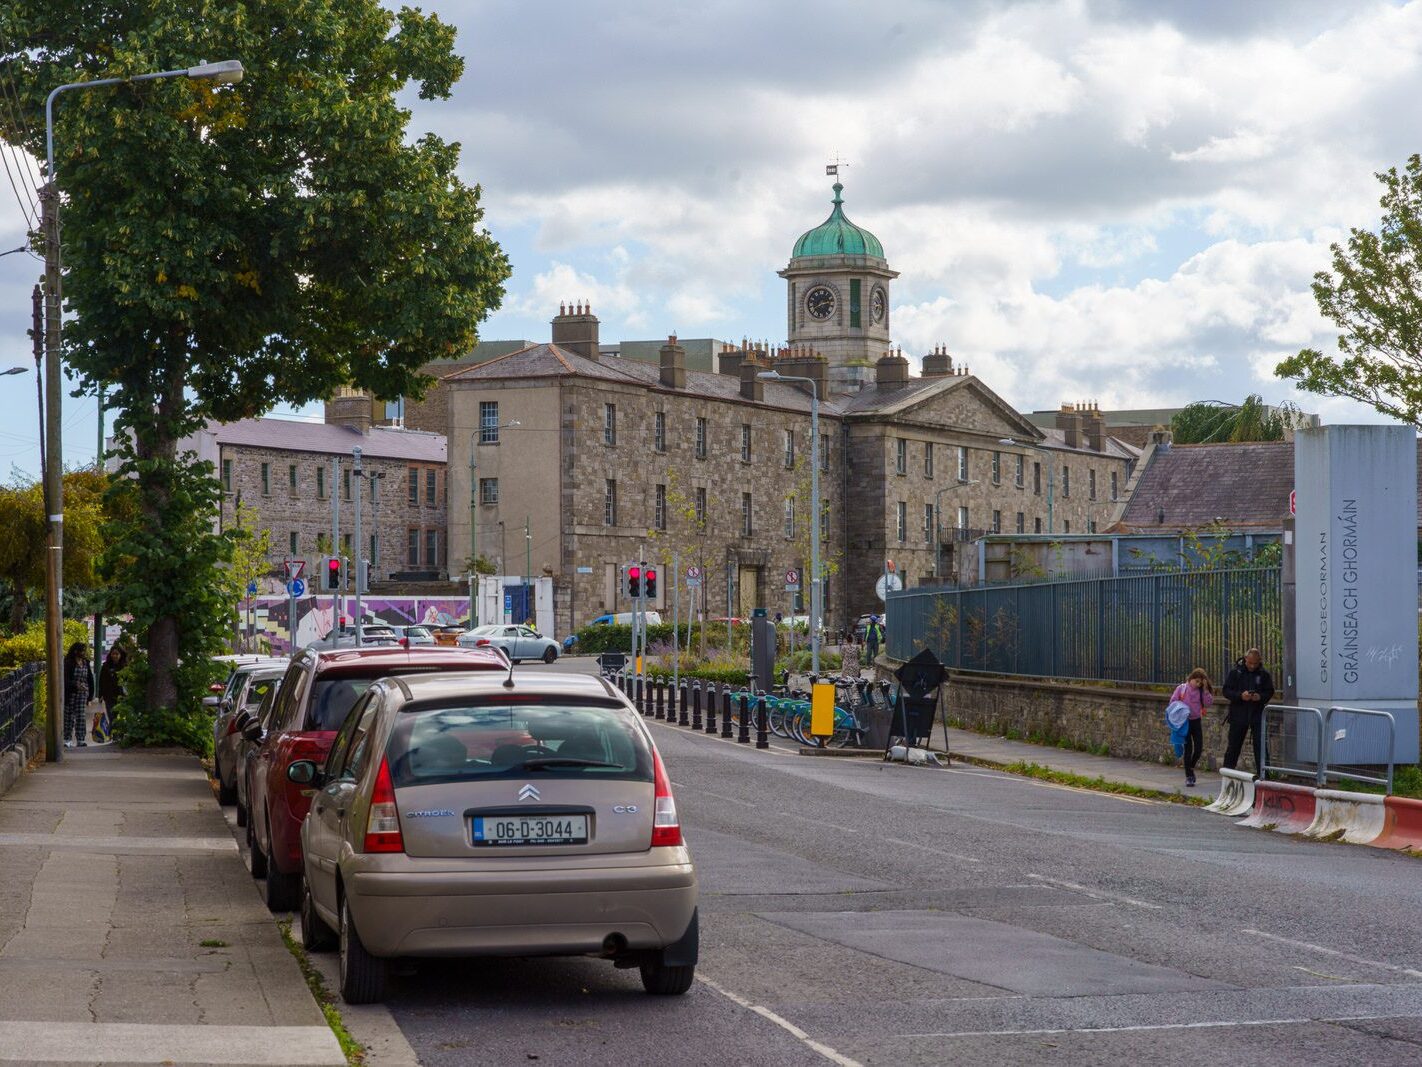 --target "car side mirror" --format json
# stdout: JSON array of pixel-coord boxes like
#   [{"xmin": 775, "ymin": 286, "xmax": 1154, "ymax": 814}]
[
  {"xmin": 287, "ymin": 760, "xmax": 321, "ymax": 786},
  {"xmin": 233, "ymin": 710, "xmax": 254, "ymax": 731},
  {"xmin": 202, "ymin": 695, "xmax": 220, "ymax": 708},
  {"xmin": 241, "ymin": 721, "xmax": 263, "ymax": 743}
]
